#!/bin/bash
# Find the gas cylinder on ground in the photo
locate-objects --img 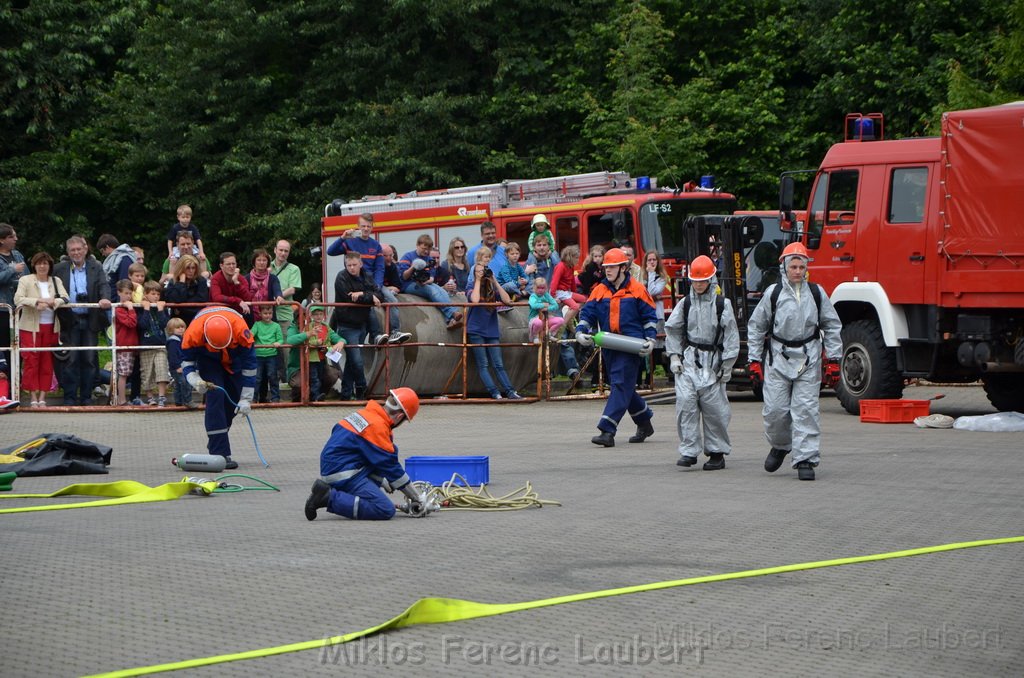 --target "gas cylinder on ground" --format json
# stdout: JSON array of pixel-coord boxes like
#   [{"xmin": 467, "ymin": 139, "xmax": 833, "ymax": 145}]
[{"xmin": 172, "ymin": 454, "xmax": 226, "ymax": 472}]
